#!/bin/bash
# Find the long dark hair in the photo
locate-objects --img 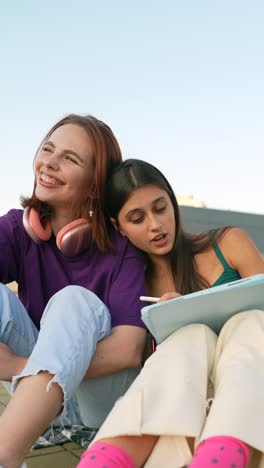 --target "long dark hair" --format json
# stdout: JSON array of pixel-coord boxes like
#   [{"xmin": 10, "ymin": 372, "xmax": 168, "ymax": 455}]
[
  {"xmin": 106, "ymin": 159, "xmax": 231, "ymax": 294},
  {"xmin": 21, "ymin": 114, "xmax": 122, "ymax": 252}
]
